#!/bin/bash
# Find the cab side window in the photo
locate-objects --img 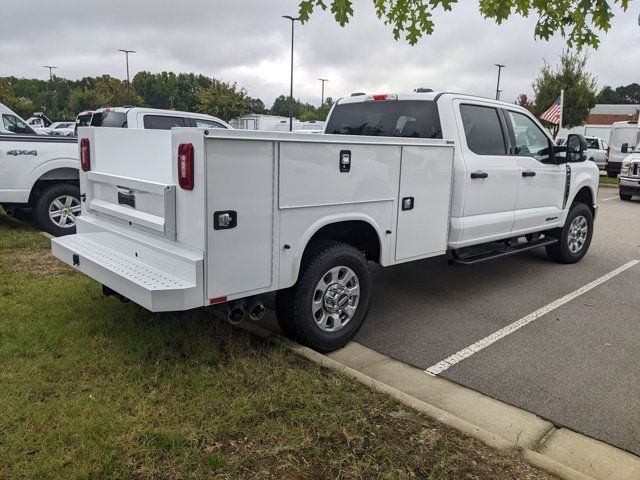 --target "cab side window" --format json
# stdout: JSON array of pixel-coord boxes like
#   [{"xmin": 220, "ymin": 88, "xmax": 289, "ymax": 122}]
[
  {"xmin": 192, "ymin": 118, "xmax": 227, "ymax": 129},
  {"xmin": 2, "ymin": 114, "xmax": 35, "ymax": 134},
  {"xmin": 143, "ymin": 115, "xmax": 187, "ymax": 130},
  {"xmin": 459, "ymin": 104, "xmax": 507, "ymax": 155},
  {"xmin": 508, "ymin": 111, "xmax": 552, "ymax": 162}
]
